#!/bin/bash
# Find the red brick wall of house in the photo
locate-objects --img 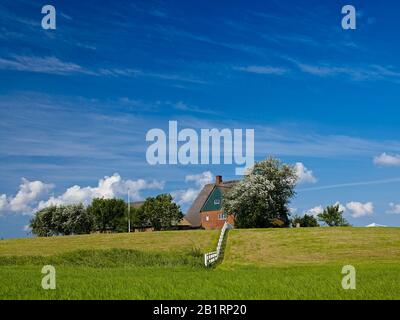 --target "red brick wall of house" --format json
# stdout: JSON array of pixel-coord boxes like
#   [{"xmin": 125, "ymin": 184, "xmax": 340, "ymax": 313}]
[{"xmin": 200, "ymin": 210, "xmax": 234, "ymax": 229}]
